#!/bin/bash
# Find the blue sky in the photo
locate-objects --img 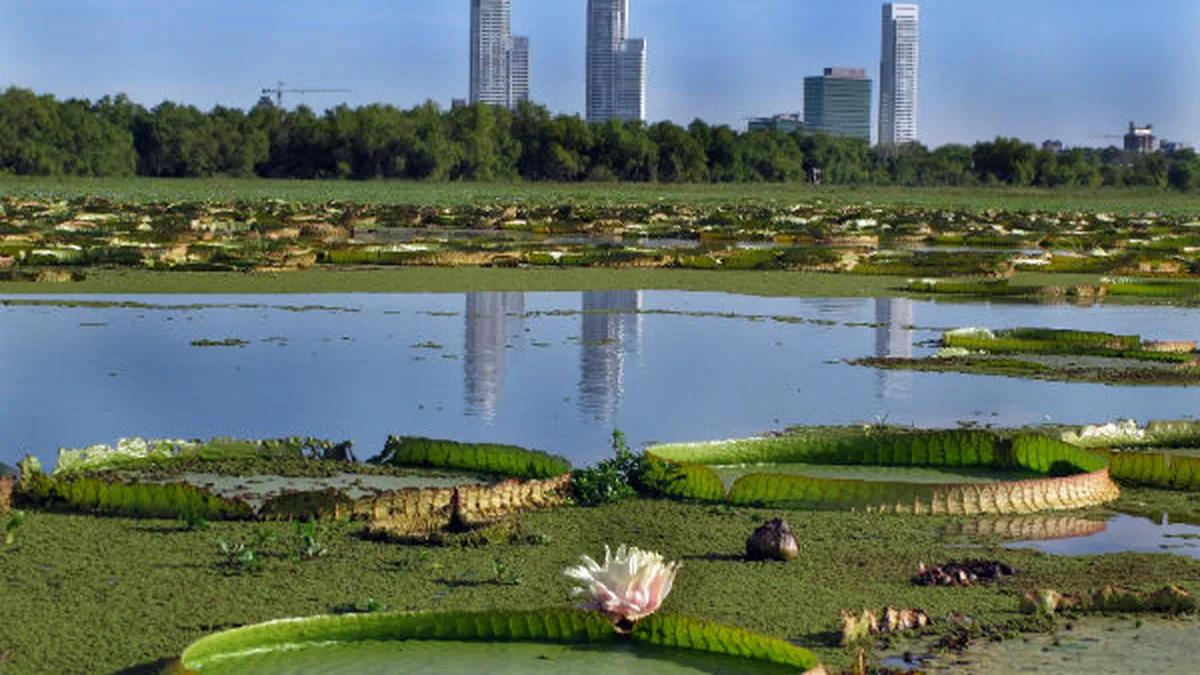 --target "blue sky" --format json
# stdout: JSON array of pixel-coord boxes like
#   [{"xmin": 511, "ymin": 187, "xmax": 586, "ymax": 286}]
[{"xmin": 2, "ymin": 0, "xmax": 1197, "ymax": 147}]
